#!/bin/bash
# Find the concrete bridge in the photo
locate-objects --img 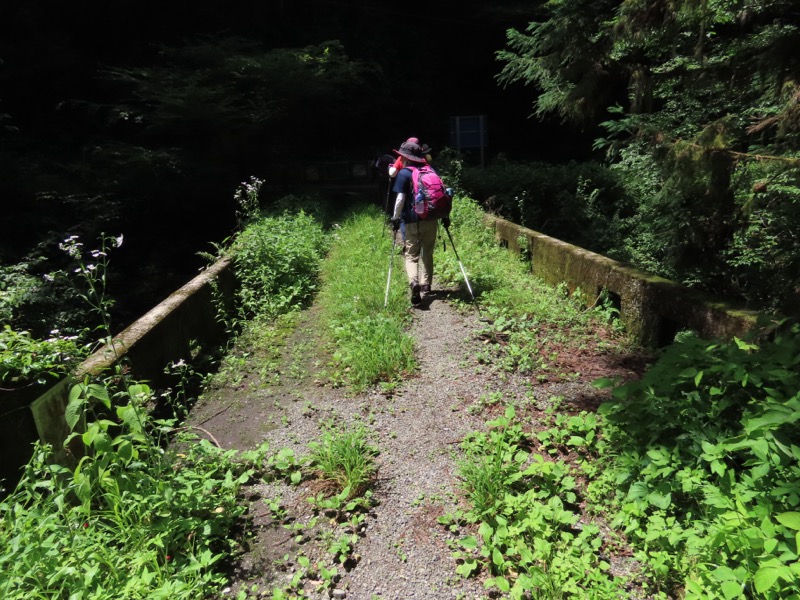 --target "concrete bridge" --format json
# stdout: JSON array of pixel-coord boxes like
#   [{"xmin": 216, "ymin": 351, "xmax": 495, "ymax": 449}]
[{"xmin": 2, "ymin": 212, "xmax": 760, "ymax": 490}]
